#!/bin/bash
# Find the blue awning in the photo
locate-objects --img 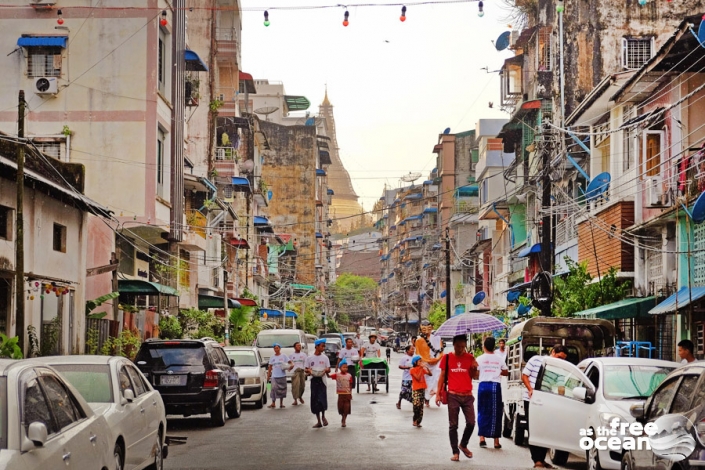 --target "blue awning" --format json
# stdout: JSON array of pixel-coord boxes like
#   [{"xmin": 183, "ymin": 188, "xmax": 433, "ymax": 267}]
[
  {"xmin": 423, "ymin": 207, "xmax": 438, "ymax": 214},
  {"xmin": 423, "ymin": 263, "xmax": 430, "ymax": 269},
  {"xmin": 402, "ymin": 237, "xmax": 414, "ymax": 243},
  {"xmin": 254, "ymin": 216, "xmax": 270, "ymax": 226},
  {"xmin": 380, "ymin": 254, "xmax": 389, "ymax": 261},
  {"xmin": 440, "ymin": 290, "xmax": 447, "ymax": 298},
  {"xmin": 231, "ymin": 176, "xmax": 249, "ymax": 187},
  {"xmin": 199, "ymin": 177, "xmax": 217, "ymax": 193},
  {"xmin": 17, "ymin": 36, "xmax": 67, "ymax": 48},
  {"xmin": 316, "ymin": 169, "xmax": 327, "ymax": 176},
  {"xmin": 390, "ymin": 225, "xmax": 397, "ymax": 230},
  {"xmin": 405, "ymin": 261, "xmax": 413, "ymax": 267},
  {"xmin": 327, "ymin": 188, "xmax": 334, "ymax": 195},
  {"xmin": 518, "ymin": 243, "xmax": 542, "ymax": 258},
  {"xmin": 423, "ymin": 180, "xmax": 434, "ymax": 185},
  {"xmin": 650, "ymin": 287, "xmax": 705, "ymax": 315},
  {"xmin": 432, "ymin": 243, "xmax": 442, "ymax": 250},
  {"xmin": 404, "ymin": 193, "xmax": 422, "ymax": 200},
  {"xmin": 382, "ymin": 214, "xmax": 388, "ymax": 219},
  {"xmin": 381, "ymin": 278, "xmax": 388, "ymax": 283},
  {"xmin": 259, "ymin": 308, "xmax": 296, "ymax": 318},
  {"xmin": 315, "ymin": 232, "xmax": 323, "ymax": 238},
  {"xmin": 457, "ymin": 185, "xmax": 479, "ymax": 197},
  {"xmin": 184, "ymin": 50, "xmax": 208, "ymax": 72},
  {"xmin": 388, "ymin": 272, "xmax": 395, "ymax": 278}
]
